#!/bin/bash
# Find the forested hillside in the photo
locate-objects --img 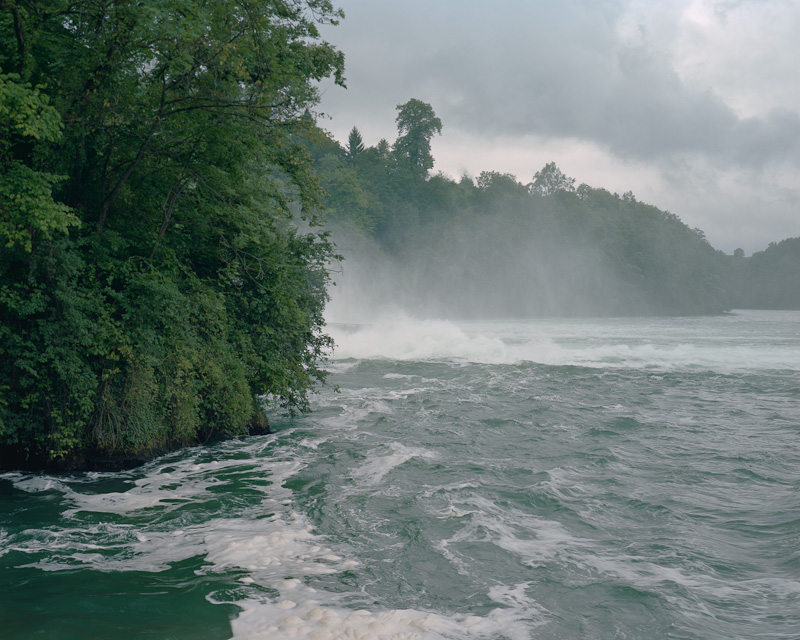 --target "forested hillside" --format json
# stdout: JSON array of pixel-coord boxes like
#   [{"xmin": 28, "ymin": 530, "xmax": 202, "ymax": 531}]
[
  {"xmin": 1, "ymin": 1, "xmax": 344, "ymax": 468},
  {"xmin": 724, "ymin": 238, "xmax": 800, "ymax": 309},
  {"xmin": 309, "ymin": 101, "xmax": 728, "ymax": 317}
]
